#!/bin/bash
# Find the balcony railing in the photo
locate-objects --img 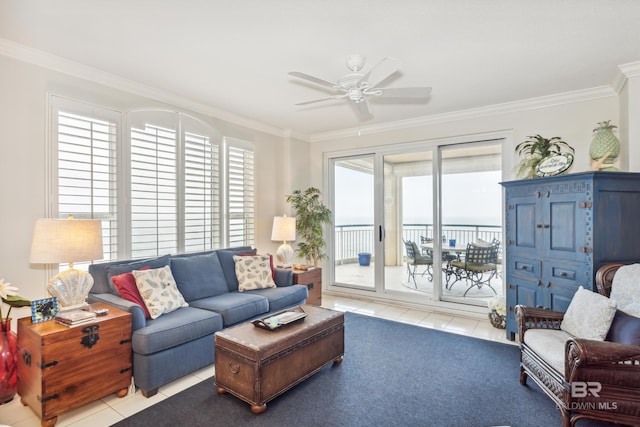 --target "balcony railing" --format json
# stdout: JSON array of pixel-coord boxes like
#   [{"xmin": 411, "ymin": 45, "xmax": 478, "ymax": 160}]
[{"xmin": 335, "ymin": 223, "xmax": 502, "ymax": 264}]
